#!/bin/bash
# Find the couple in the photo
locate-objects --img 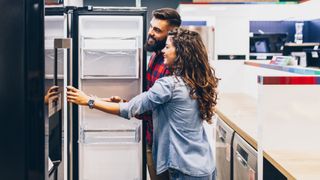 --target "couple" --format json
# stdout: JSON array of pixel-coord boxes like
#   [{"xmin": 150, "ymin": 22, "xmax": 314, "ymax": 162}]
[{"xmin": 67, "ymin": 9, "xmax": 219, "ymax": 180}]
